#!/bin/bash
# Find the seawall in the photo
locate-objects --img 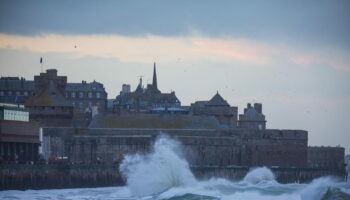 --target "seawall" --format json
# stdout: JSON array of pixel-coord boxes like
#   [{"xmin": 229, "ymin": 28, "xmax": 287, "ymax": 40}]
[
  {"xmin": 0, "ymin": 164, "xmax": 122, "ymax": 190},
  {"xmin": 0, "ymin": 164, "xmax": 346, "ymax": 190},
  {"xmin": 42, "ymin": 127, "xmax": 308, "ymax": 168}
]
